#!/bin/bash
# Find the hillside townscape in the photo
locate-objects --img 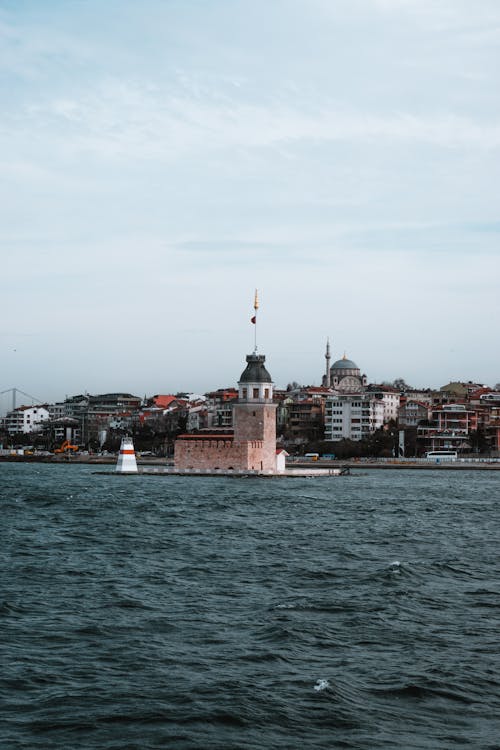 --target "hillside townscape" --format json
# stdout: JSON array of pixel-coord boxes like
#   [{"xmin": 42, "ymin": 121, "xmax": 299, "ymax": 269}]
[{"xmin": 2, "ymin": 351, "xmax": 499, "ymax": 458}]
